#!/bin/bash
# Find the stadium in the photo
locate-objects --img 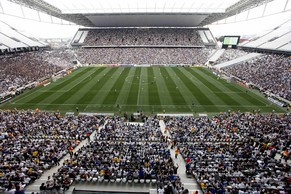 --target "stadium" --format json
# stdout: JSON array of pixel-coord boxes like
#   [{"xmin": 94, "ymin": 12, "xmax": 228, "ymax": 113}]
[{"xmin": 0, "ymin": 0, "xmax": 290, "ymax": 193}]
